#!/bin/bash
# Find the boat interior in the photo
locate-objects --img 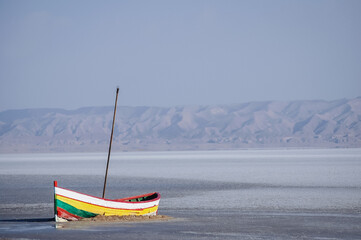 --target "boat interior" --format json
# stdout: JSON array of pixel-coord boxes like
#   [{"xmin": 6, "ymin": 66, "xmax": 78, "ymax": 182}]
[{"xmin": 121, "ymin": 193, "xmax": 159, "ymax": 202}]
